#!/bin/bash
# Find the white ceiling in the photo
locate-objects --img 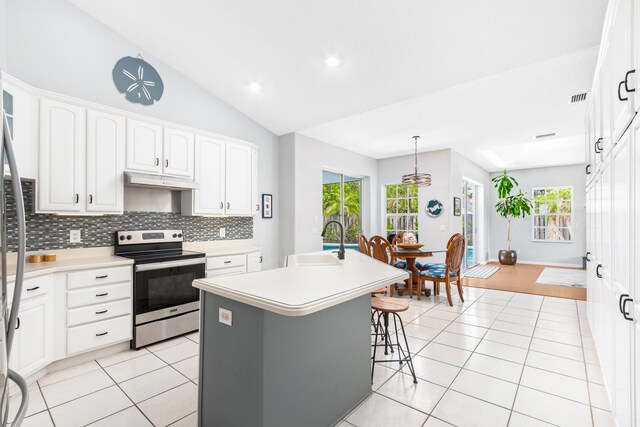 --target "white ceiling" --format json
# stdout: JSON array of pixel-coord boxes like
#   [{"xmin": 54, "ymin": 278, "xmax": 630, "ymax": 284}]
[{"xmin": 68, "ymin": 0, "xmax": 607, "ymax": 170}]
